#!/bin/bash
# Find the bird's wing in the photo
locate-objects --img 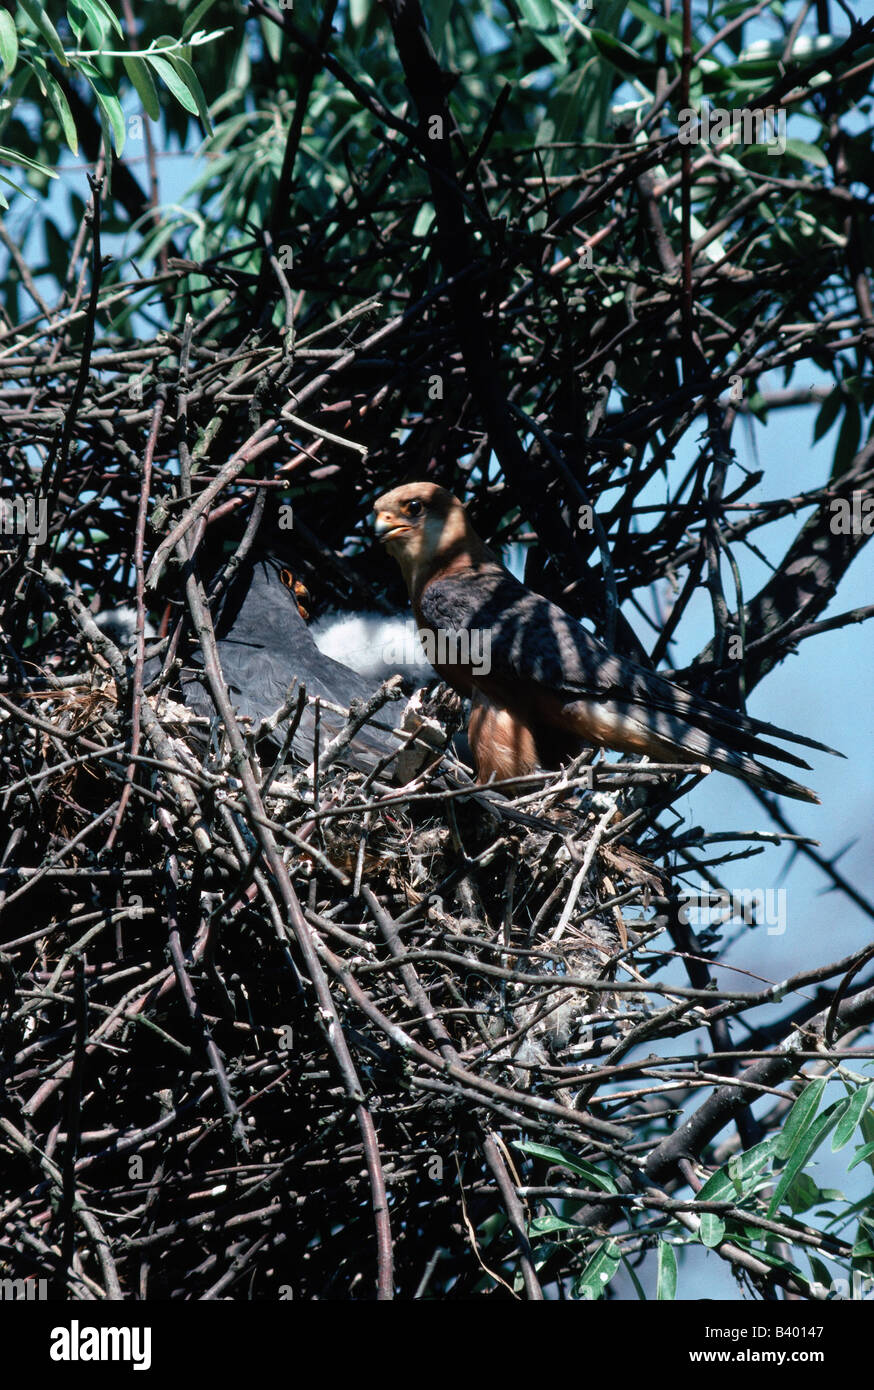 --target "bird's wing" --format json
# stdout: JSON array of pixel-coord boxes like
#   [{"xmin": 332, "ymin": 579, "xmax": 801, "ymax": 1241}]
[
  {"xmin": 419, "ymin": 565, "xmax": 839, "ymax": 801},
  {"xmin": 175, "ymin": 558, "xmax": 403, "ymax": 771}
]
